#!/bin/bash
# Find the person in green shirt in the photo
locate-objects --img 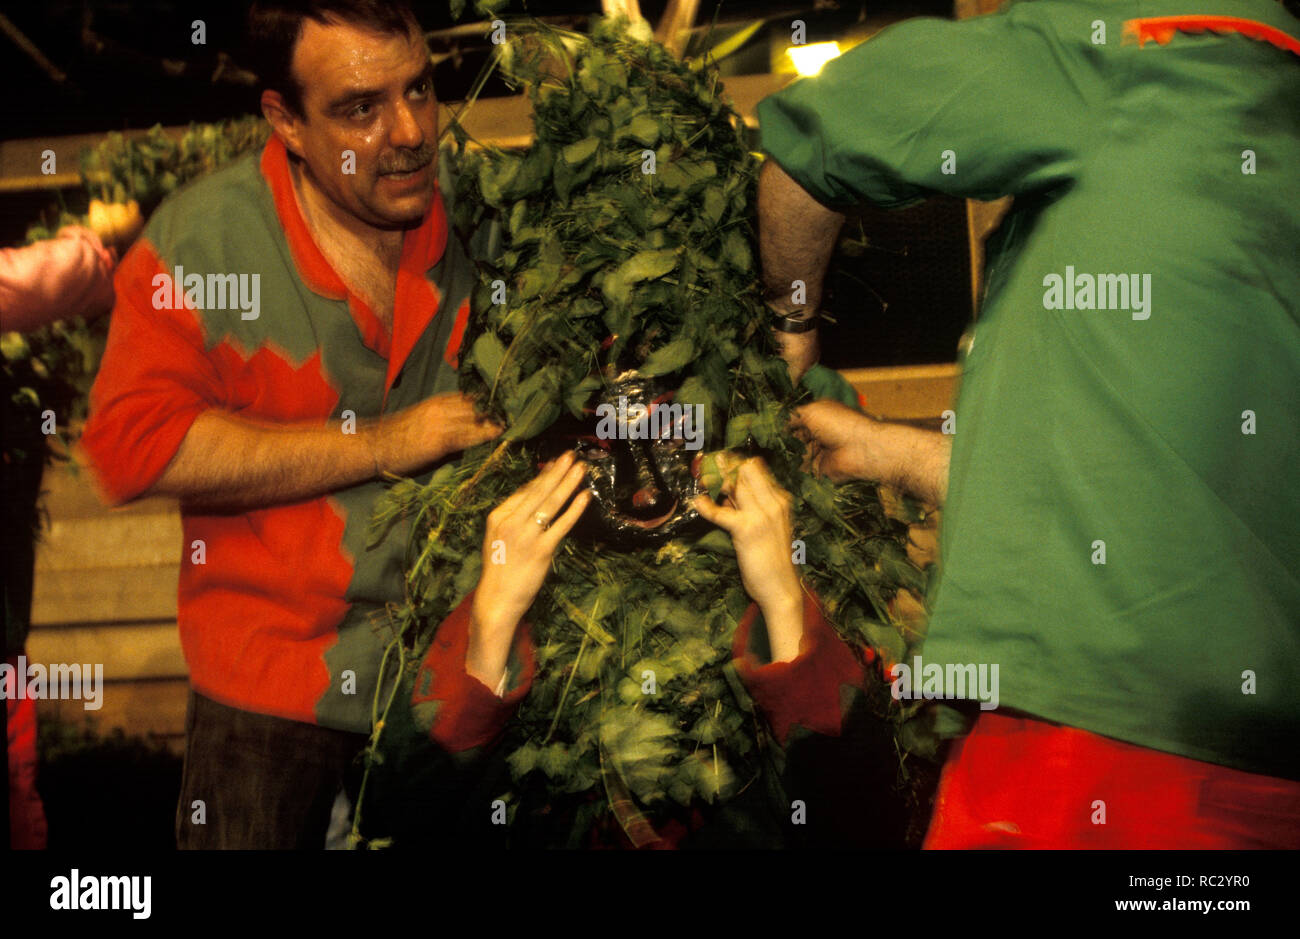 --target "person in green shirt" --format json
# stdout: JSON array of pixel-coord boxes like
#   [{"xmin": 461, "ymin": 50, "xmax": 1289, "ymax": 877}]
[{"xmin": 758, "ymin": 0, "xmax": 1300, "ymax": 847}]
